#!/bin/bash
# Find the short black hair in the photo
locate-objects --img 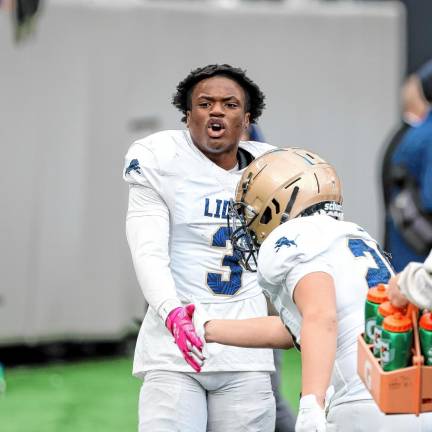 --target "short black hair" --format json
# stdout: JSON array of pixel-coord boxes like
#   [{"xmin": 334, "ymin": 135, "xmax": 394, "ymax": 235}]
[
  {"xmin": 418, "ymin": 59, "xmax": 432, "ymax": 103},
  {"xmin": 172, "ymin": 64, "xmax": 266, "ymax": 123}
]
